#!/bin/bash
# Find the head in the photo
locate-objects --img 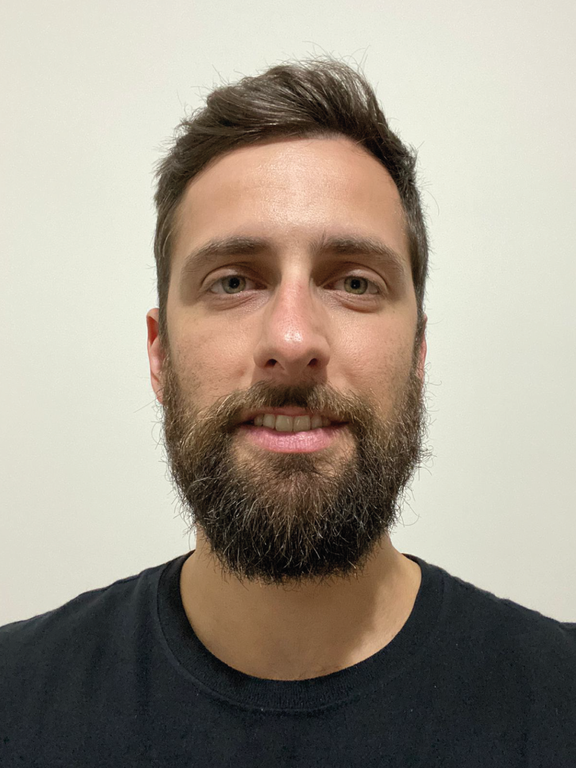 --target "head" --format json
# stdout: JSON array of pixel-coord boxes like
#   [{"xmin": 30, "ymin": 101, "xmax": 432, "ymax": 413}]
[
  {"xmin": 154, "ymin": 58, "xmax": 428, "ymax": 347},
  {"xmin": 147, "ymin": 59, "xmax": 430, "ymax": 587}
]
